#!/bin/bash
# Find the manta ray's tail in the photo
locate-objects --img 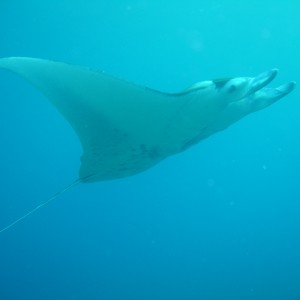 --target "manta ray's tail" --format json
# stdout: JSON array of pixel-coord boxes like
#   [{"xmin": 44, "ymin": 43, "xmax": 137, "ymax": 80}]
[{"xmin": 0, "ymin": 179, "xmax": 82, "ymax": 234}]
